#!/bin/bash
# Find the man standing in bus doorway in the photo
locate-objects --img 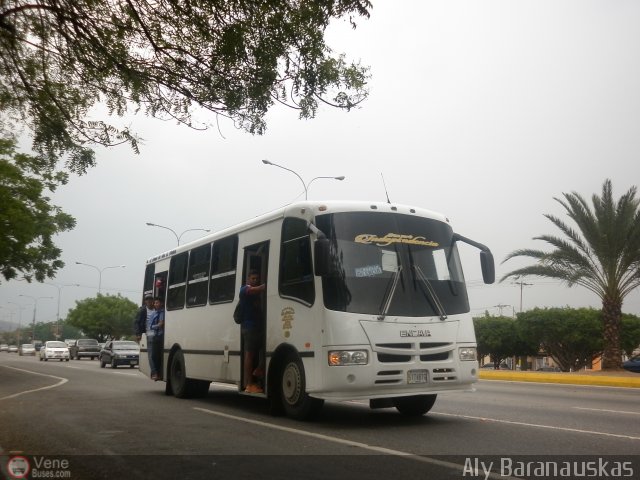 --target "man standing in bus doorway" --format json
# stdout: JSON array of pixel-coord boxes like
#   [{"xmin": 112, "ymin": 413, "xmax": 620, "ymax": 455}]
[
  {"xmin": 240, "ymin": 270, "xmax": 266, "ymax": 393},
  {"xmin": 134, "ymin": 294, "xmax": 154, "ymax": 344},
  {"xmin": 147, "ymin": 297, "xmax": 165, "ymax": 381}
]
